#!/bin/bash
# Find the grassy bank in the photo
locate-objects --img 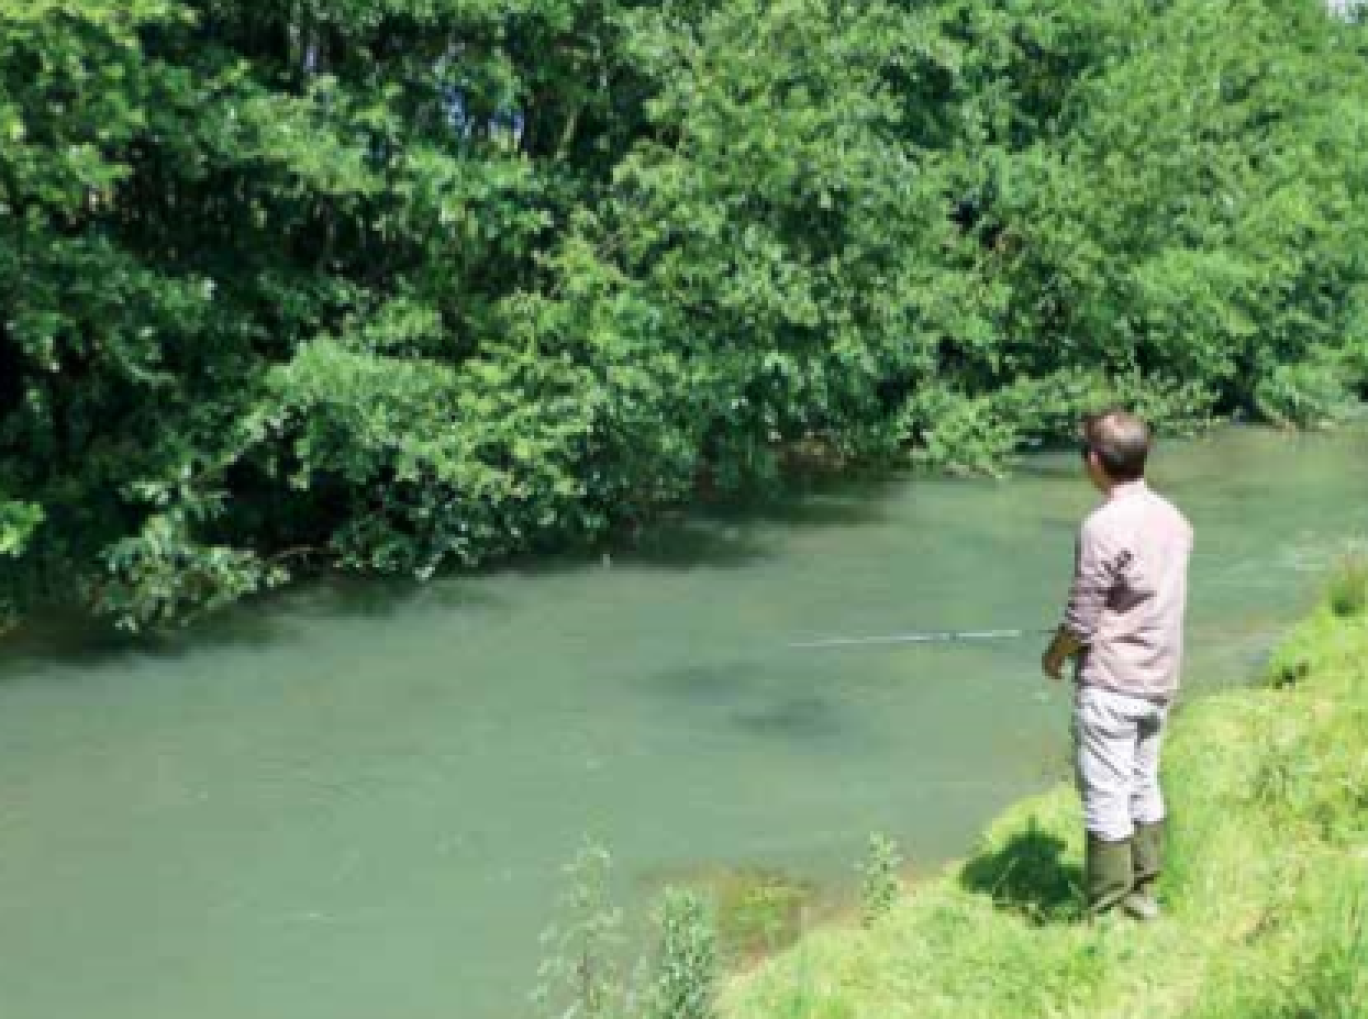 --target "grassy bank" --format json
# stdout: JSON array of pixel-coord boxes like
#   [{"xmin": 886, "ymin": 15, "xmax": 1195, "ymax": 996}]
[{"xmin": 724, "ymin": 604, "xmax": 1368, "ymax": 1019}]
